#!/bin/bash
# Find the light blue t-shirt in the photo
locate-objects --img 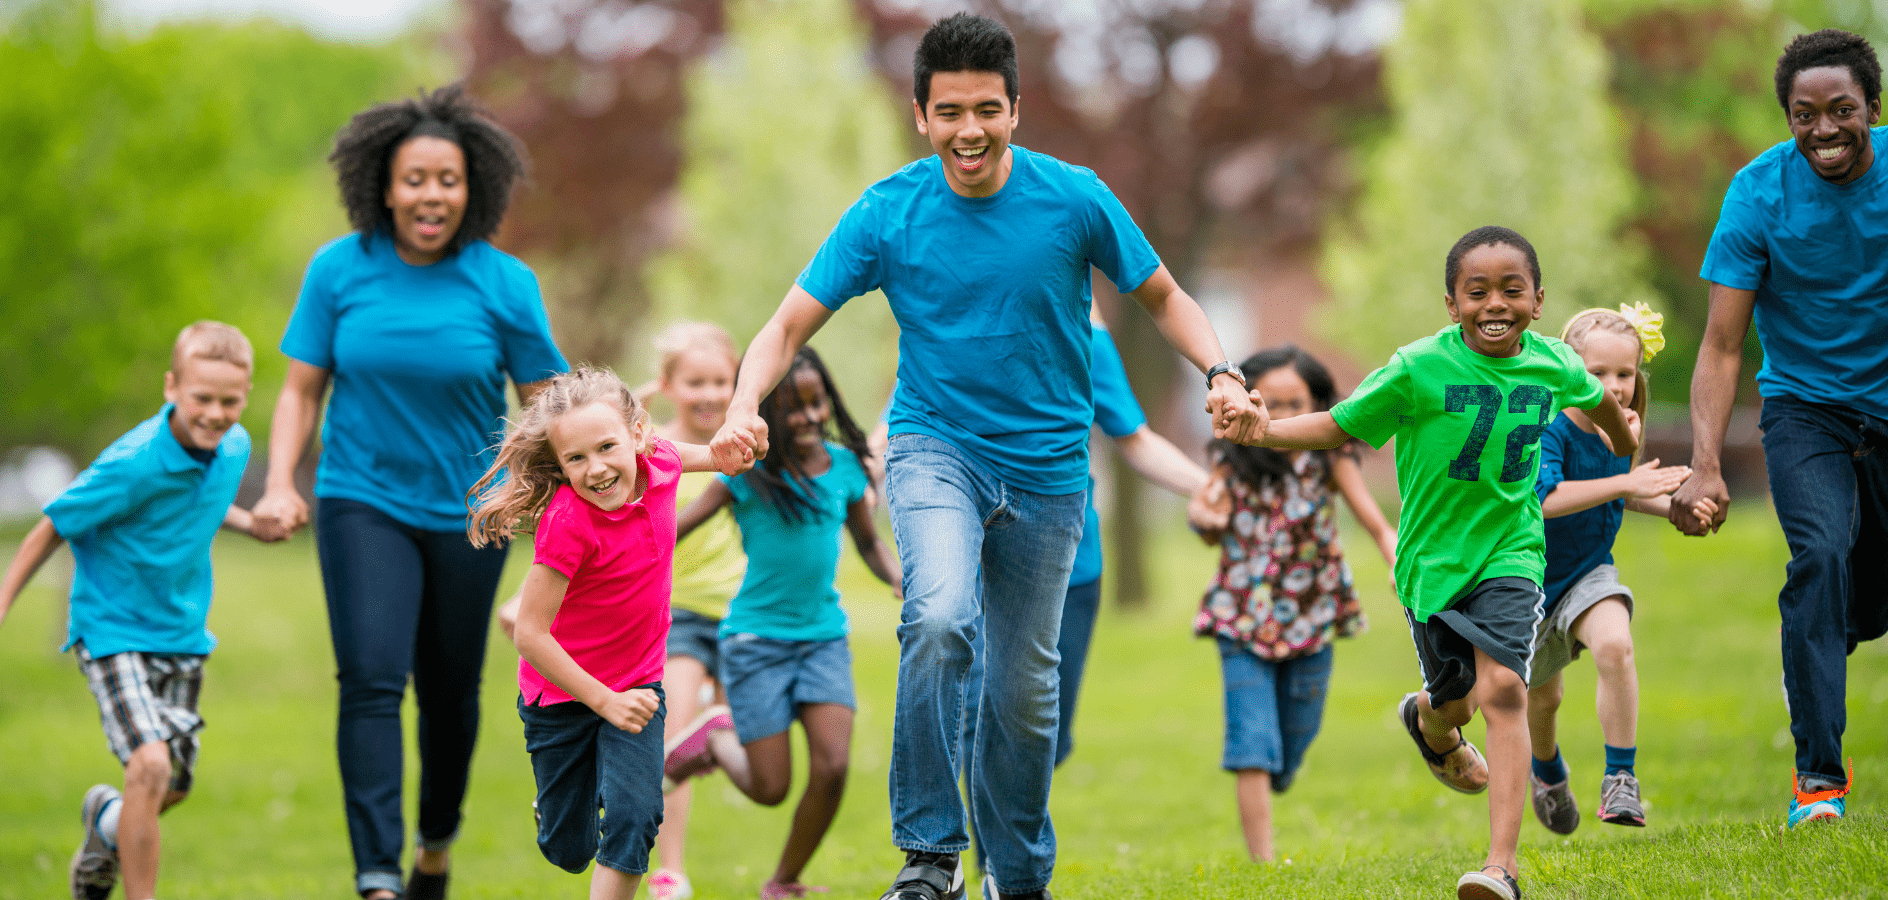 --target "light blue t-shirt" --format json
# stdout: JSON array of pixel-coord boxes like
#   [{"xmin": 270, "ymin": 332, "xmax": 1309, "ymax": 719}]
[
  {"xmin": 796, "ymin": 146, "xmax": 1163, "ymax": 495},
  {"xmin": 44, "ymin": 406, "xmax": 250, "ymax": 656},
  {"xmin": 719, "ymin": 444, "xmax": 870, "ymax": 642},
  {"xmin": 1072, "ymin": 324, "xmax": 1148, "ymax": 586},
  {"xmin": 1701, "ymin": 126, "xmax": 1888, "ymax": 421},
  {"xmin": 281, "ymin": 233, "xmax": 568, "ymax": 530}
]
